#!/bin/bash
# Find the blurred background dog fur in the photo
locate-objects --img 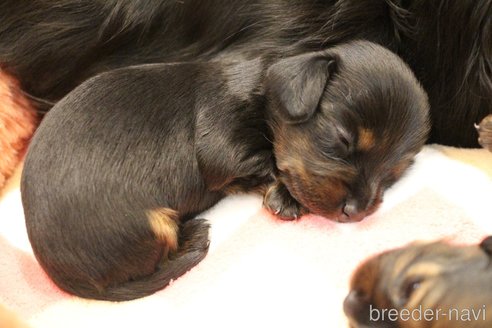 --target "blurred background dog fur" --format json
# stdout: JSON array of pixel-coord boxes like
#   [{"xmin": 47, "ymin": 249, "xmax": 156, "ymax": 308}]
[{"xmin": 0, "ymin": 1, "xmax": 490, "ymax": 176}]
